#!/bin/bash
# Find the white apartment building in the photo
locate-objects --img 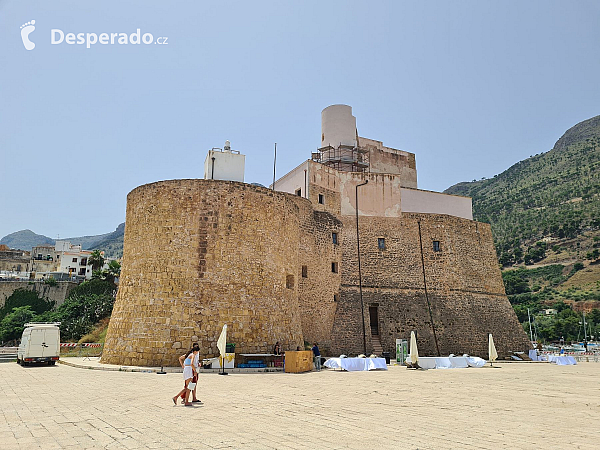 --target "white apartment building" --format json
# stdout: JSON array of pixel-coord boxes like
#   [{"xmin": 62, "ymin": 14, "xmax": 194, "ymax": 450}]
[{"xmin": 32, "ymin": 240, "xmax": 98, "ymax": 280}]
